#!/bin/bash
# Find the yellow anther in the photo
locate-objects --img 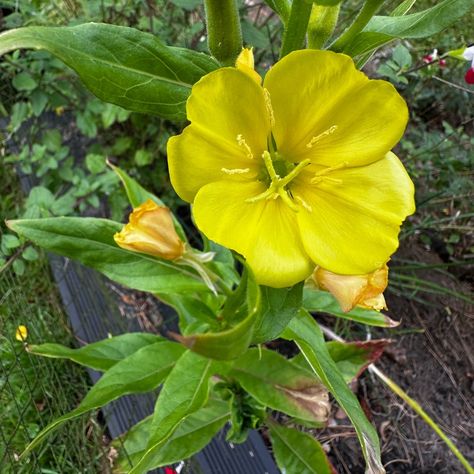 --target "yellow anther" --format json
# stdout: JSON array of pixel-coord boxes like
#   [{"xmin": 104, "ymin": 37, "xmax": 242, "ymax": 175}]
[
  {"xmin": 306, "ymin": 125, "xmax": 338, "ymax": 148},
  {"xmin": 263, "ymin": 88, "xmax": 275, "ymax": 127},
  {"xmin": 236, "ymin": 134, "xmax": 254, "ymax": 159},
  {"xmin": 221, "ymin": 167, "xmax": 250, "ymax": 175}
]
